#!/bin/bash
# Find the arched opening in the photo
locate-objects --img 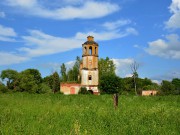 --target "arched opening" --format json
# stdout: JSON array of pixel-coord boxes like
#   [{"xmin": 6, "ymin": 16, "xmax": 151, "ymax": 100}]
[
  {"xmin": 89, "ymin": 46, "xmax": 92, "ymax": 55},
  {"xmin": 88, "ymin": 90, "xmax": 93, "ymax": 94},
  {"xmin": 88, "ymin": 75, "xmax": 92, "ymax": 80},
  {"xmin": 84, "ymin": 47, "xmax": 87, "ymax": 54},
  {"xmin": 95, "ymin": 47, "xmax": 97, "ymax": 54}
]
